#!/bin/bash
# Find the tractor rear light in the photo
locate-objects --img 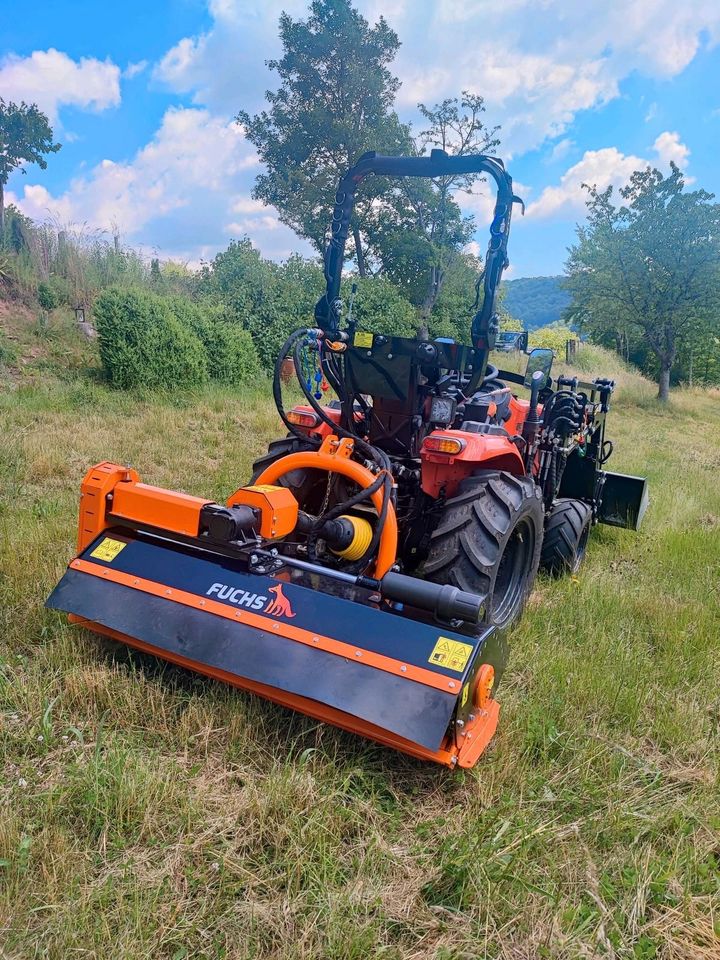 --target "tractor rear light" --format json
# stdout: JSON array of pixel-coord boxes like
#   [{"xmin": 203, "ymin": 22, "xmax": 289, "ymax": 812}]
[
  {"xmin": 288, "ymin": 408, "xmax": 320, "ymax": 429},
  {"xmin": 423, "ymin": 436, "xmax": 466, "ymax": 456}
]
